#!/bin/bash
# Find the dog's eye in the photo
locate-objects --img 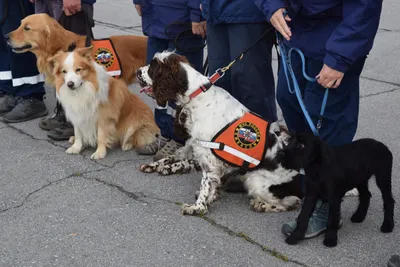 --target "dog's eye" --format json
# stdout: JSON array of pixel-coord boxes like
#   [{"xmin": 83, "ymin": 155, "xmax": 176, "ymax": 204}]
[
  {"xmin": 297, "ymin": 143, "xmax": 305, "ymax": 148},
  {"xmin": 76, "ymin": 68, "xmax": 82, "ymax": 72},
  {"xmin": 62, "ymin": 70, "xmax": 67, "ymax": 74},
  {"xmin": 24, "ymin": 25, "xmax": 30, "ymax": 31}
]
